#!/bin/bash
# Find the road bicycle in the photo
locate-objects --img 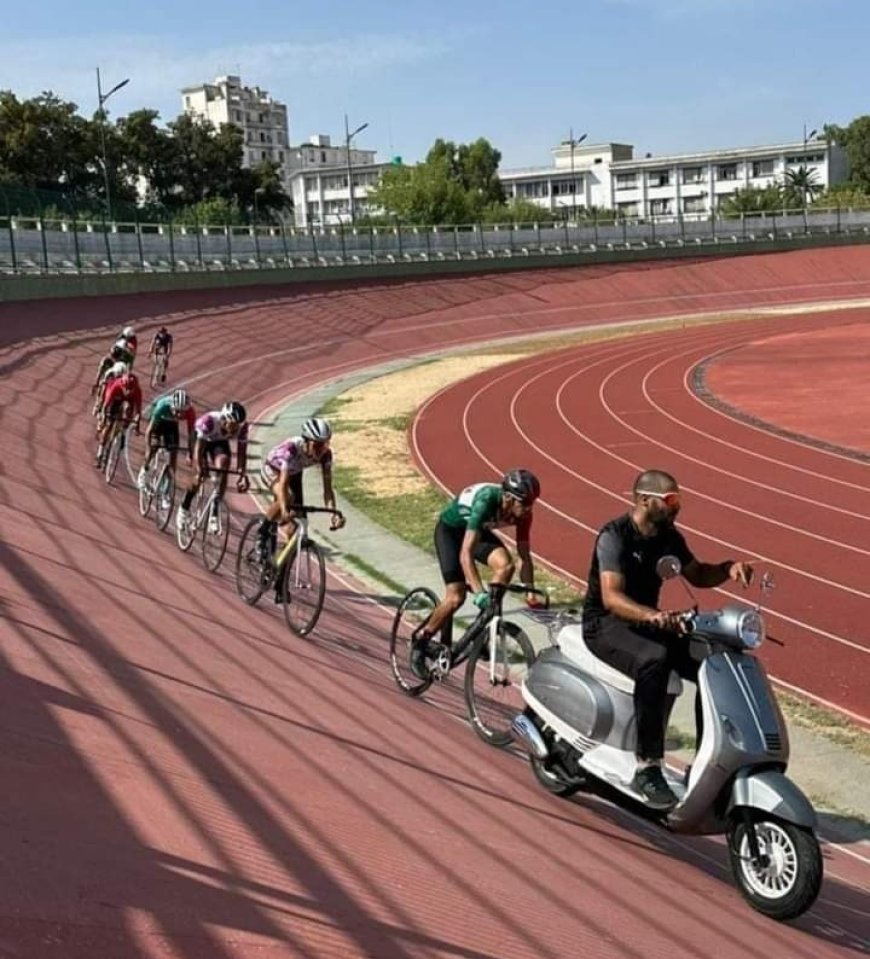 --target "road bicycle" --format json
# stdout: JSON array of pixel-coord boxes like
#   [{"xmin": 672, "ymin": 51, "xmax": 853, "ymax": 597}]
[
  {"xmin": 390, "ymin": 581, "xmax": 548, "ymax": 746},
  {"xmin": 97, "ymin": 408, "xmax": 134, "ymax": 486},
  {"xmin": 175, "ymin": 468, "xmax": 235, "ymax": 572},
  {"xmin": 150, "ymin": 352, "xmax": 169, "ymax": 387},
  {"xmin": 138, "ymin": 445, "xmax": 180, "ymax": 532},
  {"xmin": 235, "ymin": 506, "xmax": 343, "ymax": 637}
]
